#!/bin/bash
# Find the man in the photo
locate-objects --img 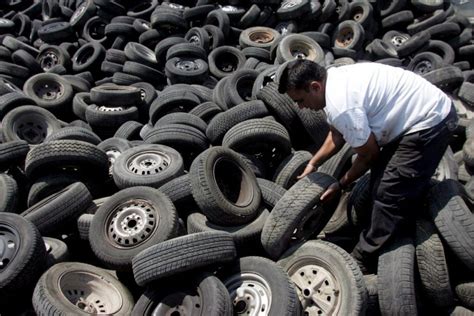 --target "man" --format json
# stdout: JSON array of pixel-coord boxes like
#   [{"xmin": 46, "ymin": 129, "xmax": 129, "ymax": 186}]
[{"xmin": 277, "ymin": 59, "xmax": 458, "ymax": 272}]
